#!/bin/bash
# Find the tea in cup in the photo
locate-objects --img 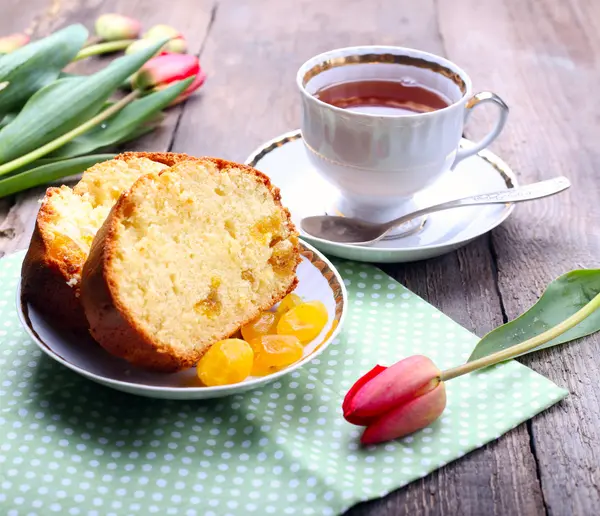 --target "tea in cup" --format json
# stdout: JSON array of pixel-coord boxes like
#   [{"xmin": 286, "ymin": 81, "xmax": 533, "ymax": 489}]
[{"xmin": 297, "ymin": 46, "xmax": 508, "ymax": 228}]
